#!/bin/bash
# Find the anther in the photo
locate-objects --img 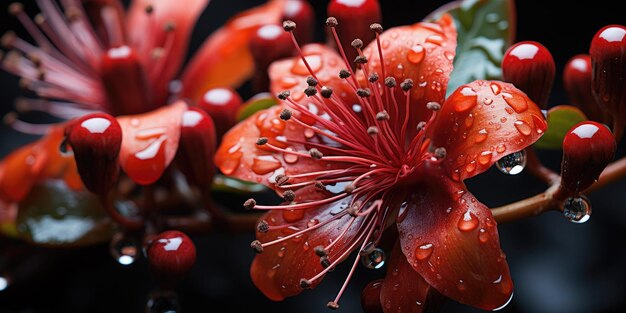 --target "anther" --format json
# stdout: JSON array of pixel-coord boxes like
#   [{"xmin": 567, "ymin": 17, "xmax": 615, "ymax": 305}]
[
  {"xmin": 1, "ymin": 31, "xmax": 16, "ymax": 48},
  {"xmin": 8, "ymin": 3, "xmax": 23, "ymax": 15},
  {"xmin": 280, "ymin": 109, "xmax": 292, "ymax": 121},
  {"xmin": 351, "ymin": 39, "xmax": 363, "ymax": 49},
  {"xmin": 306, "ymin": 76, "xmax": 318, "ymax": 86},
  {"xmin": 250, "ymin": 240, "xmax": 264, "ymax": 253},
  {"xmin": 376, "ymin": 111, "xmax": 390, "ymax": 121},
  {"xmin": 304, "ymin": 86, "xmax": 317, "ymax": 97},
  {"xmin": 144, "ymin": 5, "xmax": 154, "ymax": 14},
  {"xmin": 344, "ymin": 183, "xmax": 356, "ymax": 194},
  {"xmin": 384, "ymin": 77, "xmax": 396, "ymax": 88},
  {"xmin": 325, "ymin": 17, "xmax": 338, "ymax": 27},
  {"xmin": 327, "ymin": 302, "xmax": 340, "ymax": 310},
  {"xmin": 300, "ymin": 278, "xmax": 312, "ymax": 289},
  {"xmin": 320, "ymin": 86, "xmax": 333, "ymax": 98},
  {"xmin": 275, "ymin": 174, "xmax": 289, "ymax": 186},
  {"xmin": 367, "ymin": 126, "xmax": 379, "ymax": 135},
  {"xmin": 356, "ymin": 88, "xmax": 371, "ymax": 98},
  {"xmin": 315, "ymin": 182, "xmax": 326, "ymax": 191},
  {"xmin": 65, "ymin": 7, "xmax": 82, "ymax": 21},
  {"xmin": 370, "ymin": 23, "xmax": 383, "ymax": 34},
  {"xmin": 257, "ymin": 220, "xmax": 269, "ymax": 233},
  {"xmin": 277, "ymin": 90, "xmax": 290, "ymax": 100},
  {"xmin": 150, "ymin": 48, "xmax": 164, "ymax": 60},
  {"xmin": 314, "ymin": 245, "xmax": 328, "ymax": 257},
  {"xmin": 256, "ymin": 137, "xmax": 268, "ymax": 145},
  {"xmin": 244, "ymin": 198, "xmax": 257, "ymax": 210},
  {"xmin": 164, "ymin": 21, "xmax": 176, "ymax": 32},
  {"xmin": 434, "ymin": 147, "xmax": 447, "ymax": 159},
  {"xmin": 354, "ymin": 55, "xmax": 368, "ymax": 64},
  {"xmin": 309, "ymin": 148, "xmax": 323, "ymax": 159},
  {"xmin": 426, "ymin": 101, "xmax": 441, "ymax": 111},
  {"xmin": 283, "ymin": 20, "xmax": 296, "ymax": 31},
  {"xmin": 339, "ymin": 69, "xmax": 351, "ymax": 79},
  {"xmin": 283, "ymin": 190, "xmax": 296, "ymax": 202},
  {"xmin": 416, "ymin": 121, "xmax": 427, "ymax": 131},
  {"xmin": 368, "ymin": 73, "xmax": 379, "ymax": 83},
  {"xmin": 320, "ymin": 256, "xmax": 331, "ymax": 268},
  {"xmin": 400, "ymin": 79, "xmax": 414, "ymax": 91},
  {"xmin": 34, "ymin": 14, "xmax": 45, "ymax": 25},
  {"xmin": 3, "ymin": 112, "xmax": 17, "ymax": 125}
]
